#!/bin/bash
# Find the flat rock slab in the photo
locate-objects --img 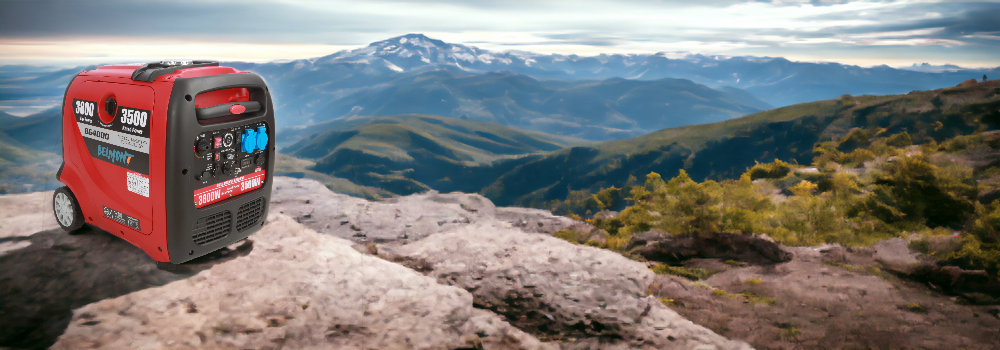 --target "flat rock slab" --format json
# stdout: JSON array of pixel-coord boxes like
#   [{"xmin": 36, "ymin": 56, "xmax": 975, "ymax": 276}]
[
  {"xmin": 51, "ymin": 214, "xmax": 551, "ymax": 350},
  {"xmin": 0, "ymin": 224, "xmax": 250, "ymax": 349},
  {"xmin": 382, "ymin": 221, "xmax": 753, "ymax": 350},
  {"xmin": 269, "ymin": 177, "xmax": 585, "ymax": 244}
]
